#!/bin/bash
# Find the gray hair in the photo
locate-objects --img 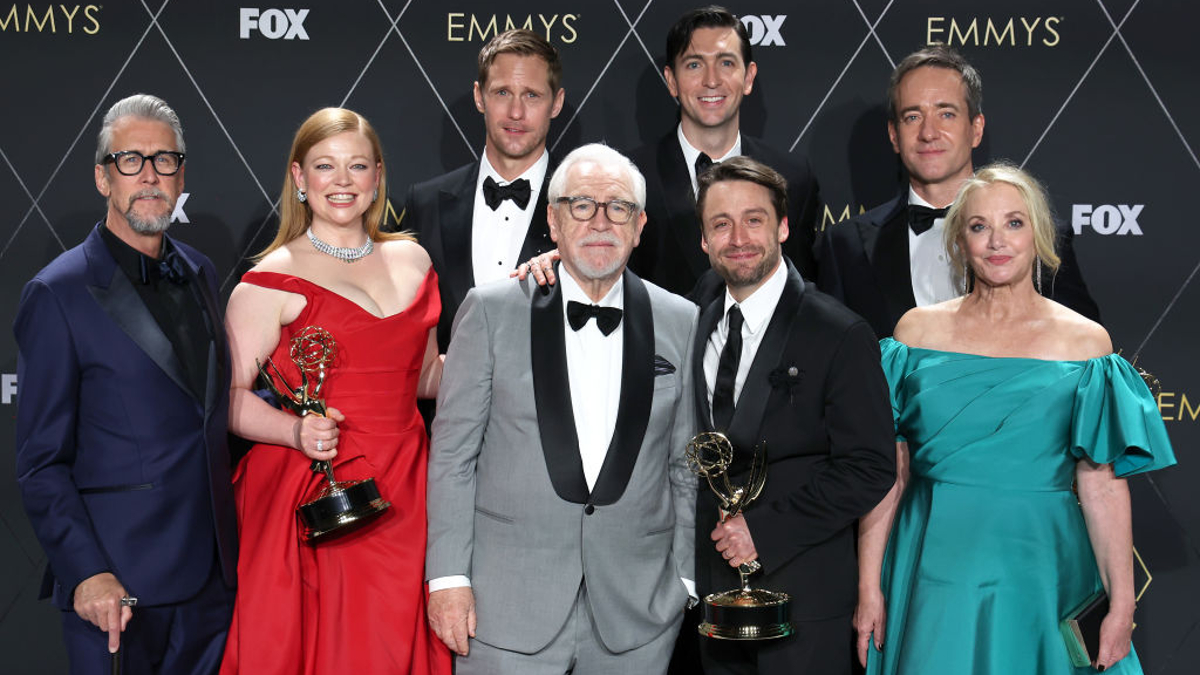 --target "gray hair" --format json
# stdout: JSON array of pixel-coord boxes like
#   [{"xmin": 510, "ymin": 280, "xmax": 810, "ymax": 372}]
[
  {"xmin": 95, "ymin": 94, "xmax": 186, "ymax": 165},
  {"xmin": 548, "ymin": 143, "xmax": 646, "ymax": 209}
]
